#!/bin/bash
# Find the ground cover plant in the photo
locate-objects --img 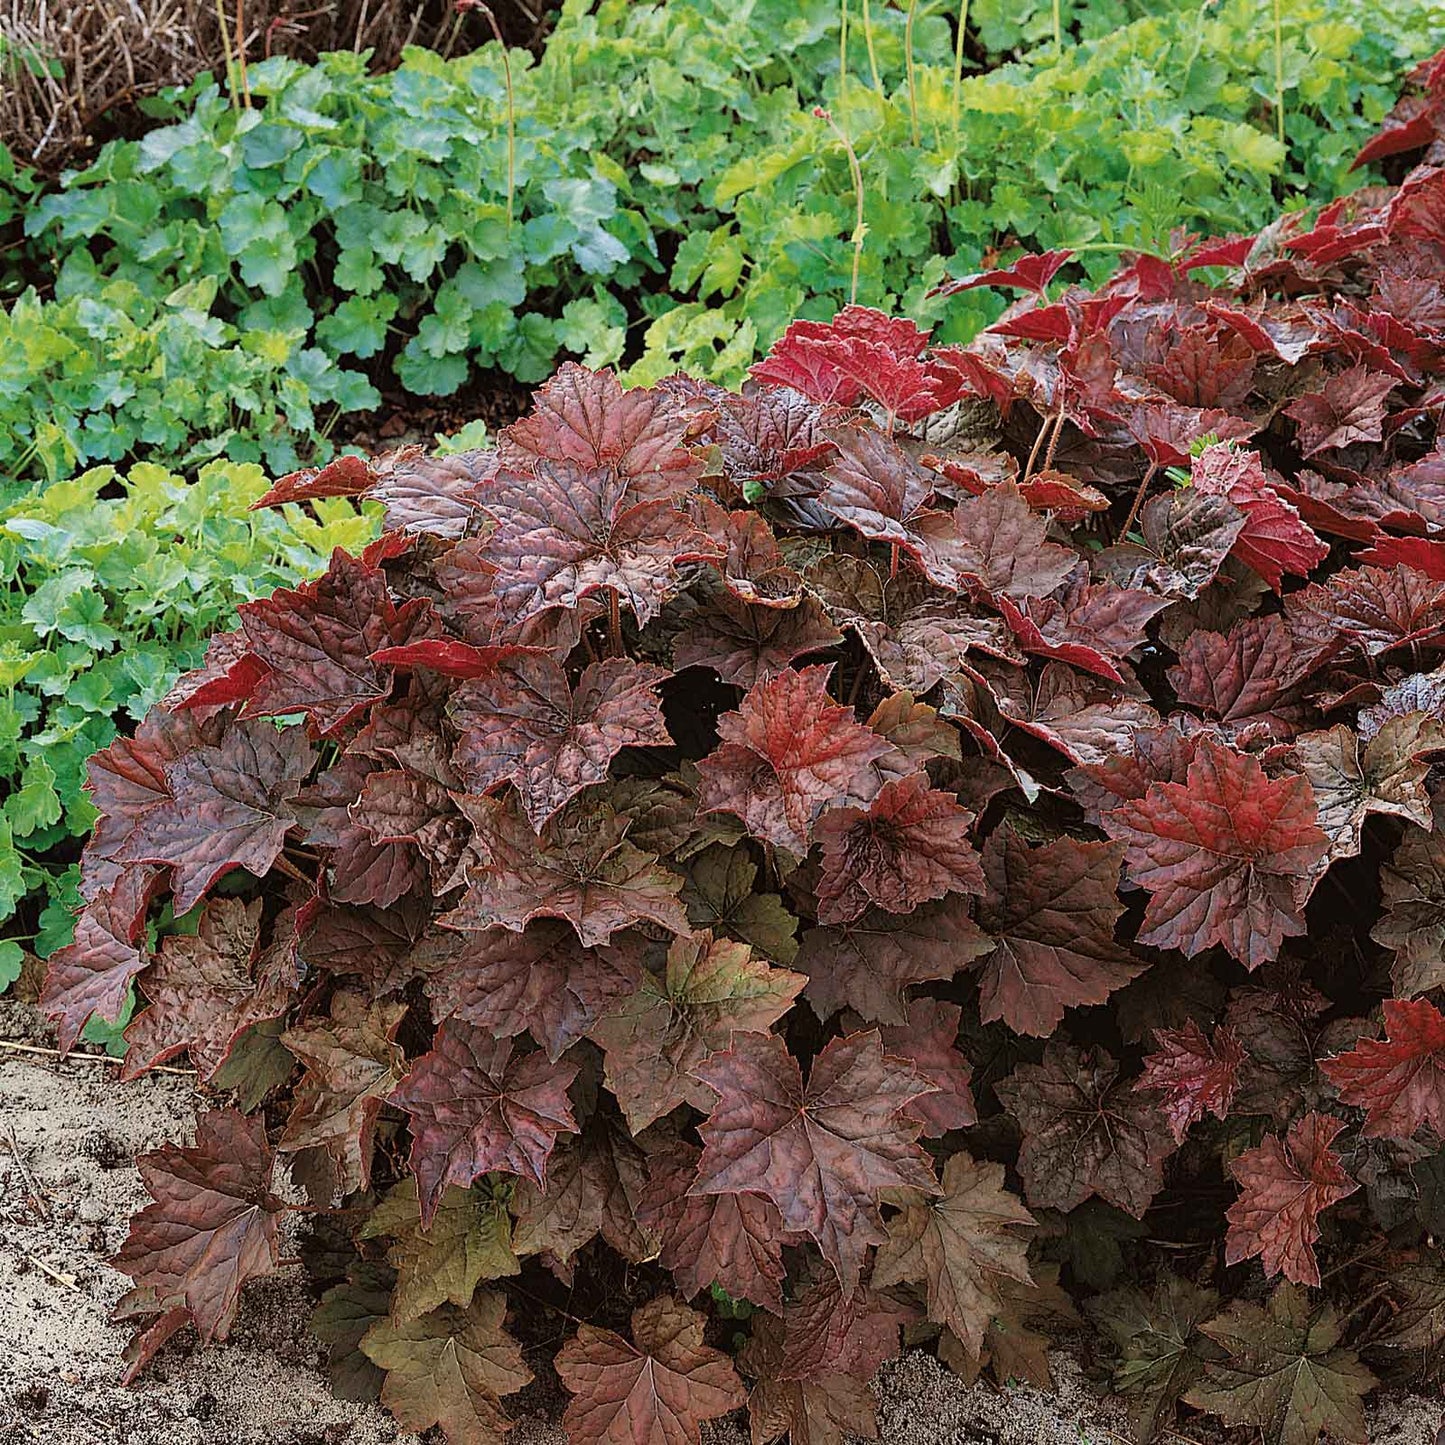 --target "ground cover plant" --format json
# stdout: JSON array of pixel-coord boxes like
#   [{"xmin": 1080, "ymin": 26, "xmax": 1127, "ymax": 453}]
[
  {"xmin": 38, "ymin": 59, "xmax": 1445, "ymax": 1445},
  {"xmin": 3, "ymin": 0, "xmax": 1440, "ymax": 483}
]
